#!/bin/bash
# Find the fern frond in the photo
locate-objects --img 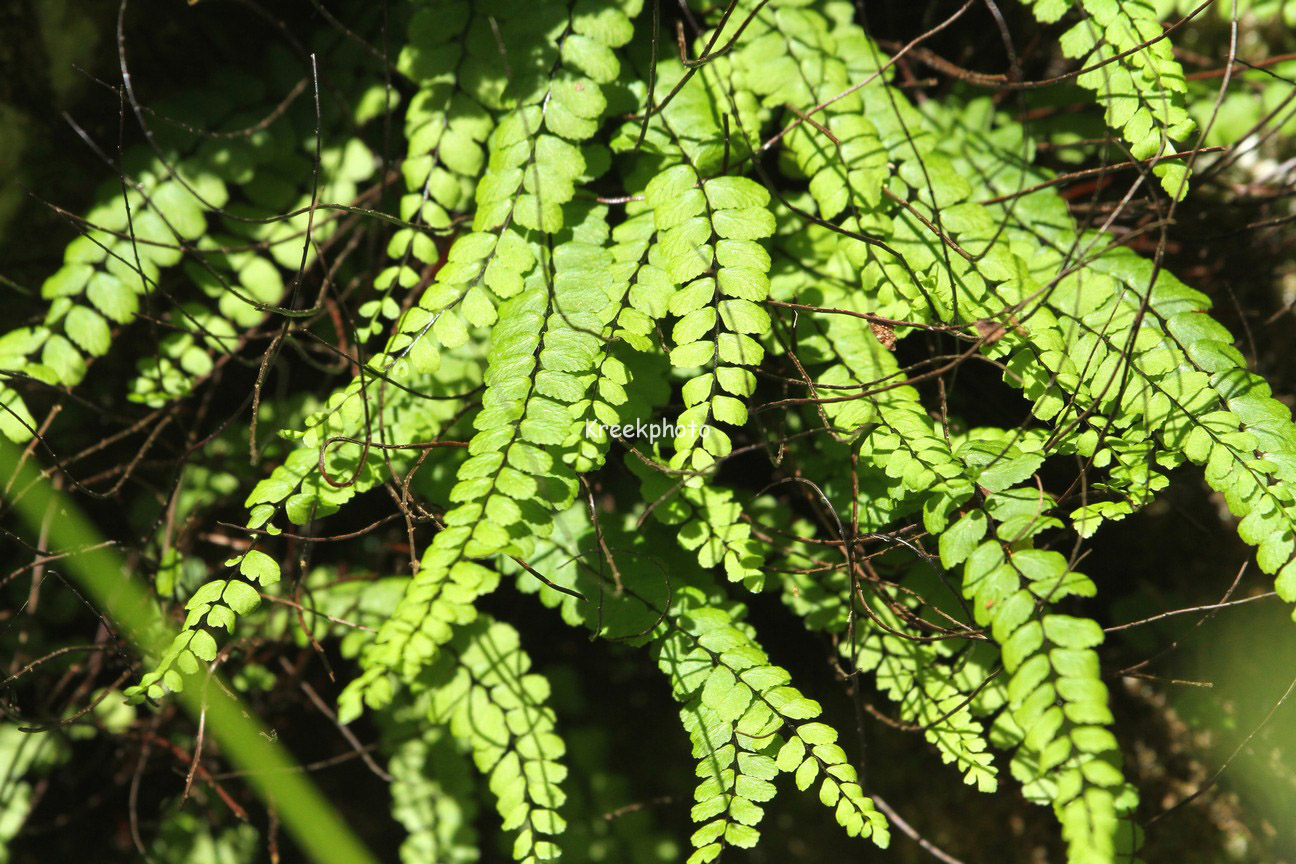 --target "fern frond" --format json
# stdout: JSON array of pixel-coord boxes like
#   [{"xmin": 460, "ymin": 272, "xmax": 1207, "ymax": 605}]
[
  {"xmin": 329, "ymin": 1, "xmax": 645, "ymax": 711},
  {"xmin": 772, "ymin": 520, "xmax": 1001, "ymax": 793},
  {"xmin": 0, "ymin": 142, "xmax": 234, "ymax": 438},
  {"xmin": 658, "ymin": 590, "xmax": 889, "ymax": 862},
  {"xmin": 728, "ymin": 7, "xmax": 1147, "ymax": 857},
  {"xmin": 509, "ymin": 502, "xmax": 891, "ymax": 857},
  {"xmin": 0, "ymin": 722, "xmax": 68, "ymax": 857},
  {"xmin": 927, "ymin": 92, "xmax": 1296, "ymax": 622},
  {"xmin": 45, "ymin": 3, "xmax": 1296, "ymax": 862},
  {"xmin": 386, "ymin": 726, "xmax": 482, "ymax": 864},
  {"xmin": 856, "ymin": 599, "xmax": 1000, "ymax": 793},
  {"xmin": 135, "ymin": 0, "xmax": 638, "ymax": 698},
  {"xmin": 631, "ymin": 457, "xmax": 768, "ymax": 590},
  {"xmin": 643, "ymin": 167, "xmax": 776, "ymax": 472},
  {"xmin": 425, "ymin": 616, "xmax": 569, "ymax": 864},
  {"xmin": 1021, "ymin": 0, "xmax": 1195, "ymax": 198}
]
